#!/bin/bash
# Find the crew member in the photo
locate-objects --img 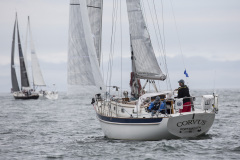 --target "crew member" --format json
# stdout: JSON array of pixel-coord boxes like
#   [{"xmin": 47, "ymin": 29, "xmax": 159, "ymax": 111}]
[
  {"xmin": 147, "ymin": 96, "xmax": 161, "ymax": 112},
  {"xmin": 177, "ymin": 79, "xmax": 191, "ymax": 113}
]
